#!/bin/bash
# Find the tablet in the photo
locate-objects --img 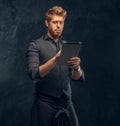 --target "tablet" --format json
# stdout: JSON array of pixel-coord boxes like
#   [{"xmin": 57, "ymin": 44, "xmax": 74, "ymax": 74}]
[{"xmin": 59, "ymin": 42, "xmax": 81, "ymax": 66}]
